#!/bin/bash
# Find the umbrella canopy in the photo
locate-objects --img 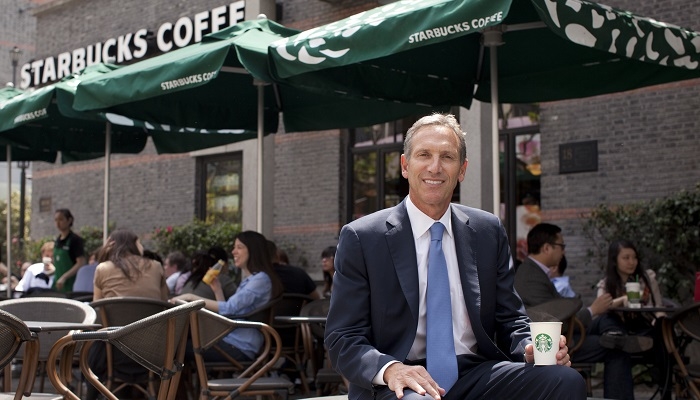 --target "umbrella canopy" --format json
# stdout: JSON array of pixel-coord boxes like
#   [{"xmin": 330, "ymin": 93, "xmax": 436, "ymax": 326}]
[
  {"xmin": 73, "ymin": 18, "xmax": 432, "ymax": 133},
  {"xmin": 267, "ymin": 0, "xmax": 700, "ymax": 250},
  {"xmin": 0, "ymin": 67, "xmax": 148, "ymax": 160},
  {"xmin": 269, "ymin": 0, "xmax": 700, "ymax": 106},
  {"xmin": 73, "ymin": 17, "xmax": 432, "ymax": 231}
]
